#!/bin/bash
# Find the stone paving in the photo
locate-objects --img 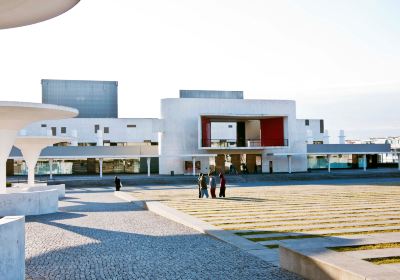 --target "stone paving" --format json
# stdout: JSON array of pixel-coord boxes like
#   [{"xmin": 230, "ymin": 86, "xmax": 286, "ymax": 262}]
[
  {"xmin": 25, "ymin": 187, "xmax": 301, "ymax": 280},
  {"xmin": 129, "ymin": 183, "xmax": 400, "ymax": 268}
]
